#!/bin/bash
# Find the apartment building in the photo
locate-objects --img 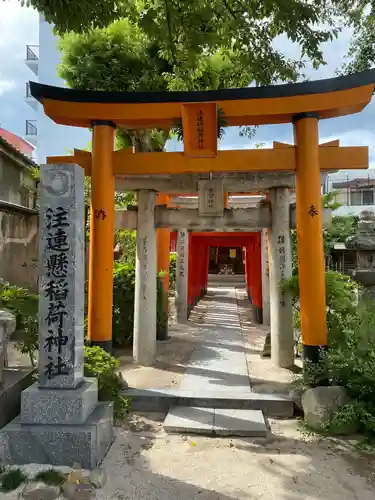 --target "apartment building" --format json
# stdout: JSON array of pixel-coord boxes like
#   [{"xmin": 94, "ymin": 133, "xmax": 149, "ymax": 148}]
[{"xmin": 24, "ymin": 15, "xmax": 89, "ymax": 163}]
